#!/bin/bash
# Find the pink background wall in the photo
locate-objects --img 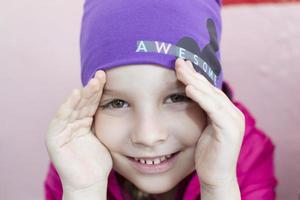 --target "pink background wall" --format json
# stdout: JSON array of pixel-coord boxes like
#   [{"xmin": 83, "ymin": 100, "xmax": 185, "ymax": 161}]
[{"xmin": 0, "ymin": 1, "xmax": 299, "ymax": 199}]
